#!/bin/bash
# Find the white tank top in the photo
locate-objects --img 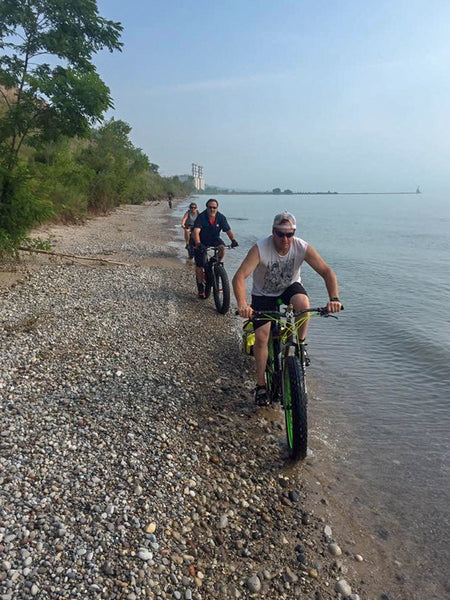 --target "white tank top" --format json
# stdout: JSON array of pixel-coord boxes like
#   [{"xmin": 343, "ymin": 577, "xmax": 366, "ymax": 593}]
[{"xmin": 251, "ymin": 235, "xmax": 308, "ymax": 297}]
